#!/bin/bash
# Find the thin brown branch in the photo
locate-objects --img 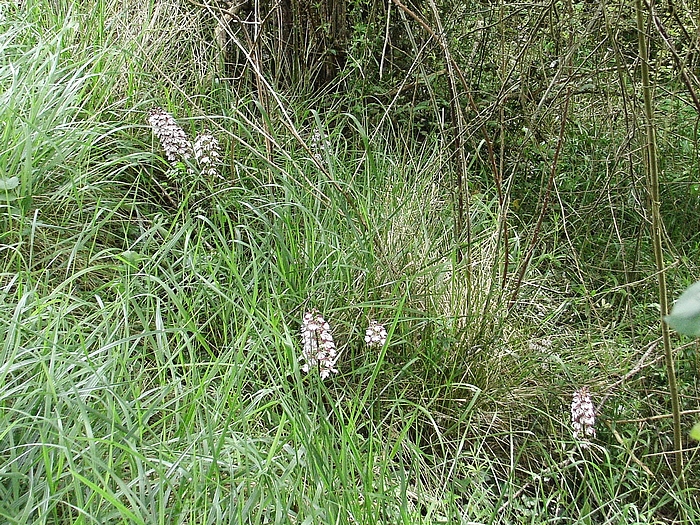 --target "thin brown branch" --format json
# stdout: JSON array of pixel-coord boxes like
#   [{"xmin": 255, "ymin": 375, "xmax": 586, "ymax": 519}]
[
  {"xmin": 606, "ymin": 422, "xmax": 656, "ymax": 477},
  {"xmin": 507, "ymin": 87, "xmax": 573, "ymax": 309},
  {"xmin": 645, "ymin": 0, "xmax": 700, "ymax": 114},
  {"xmin": 635, "ymin": 0, "xmax": 685, "ymax": 487},
  {"xmin": 391, "ymin": 0, "xmax": 502, "ymax": 277},
  {"xmin": 615, "ymin": 409, "xmax": 700, "ymax": 425}
]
